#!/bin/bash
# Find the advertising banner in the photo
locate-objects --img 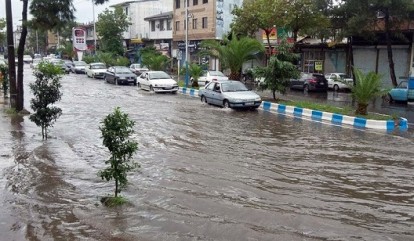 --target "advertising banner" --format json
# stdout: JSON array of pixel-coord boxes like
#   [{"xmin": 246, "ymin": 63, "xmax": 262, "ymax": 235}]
[{"xmin": 72, "ymin": 27, "xmax": 87, "ymax": 51}]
